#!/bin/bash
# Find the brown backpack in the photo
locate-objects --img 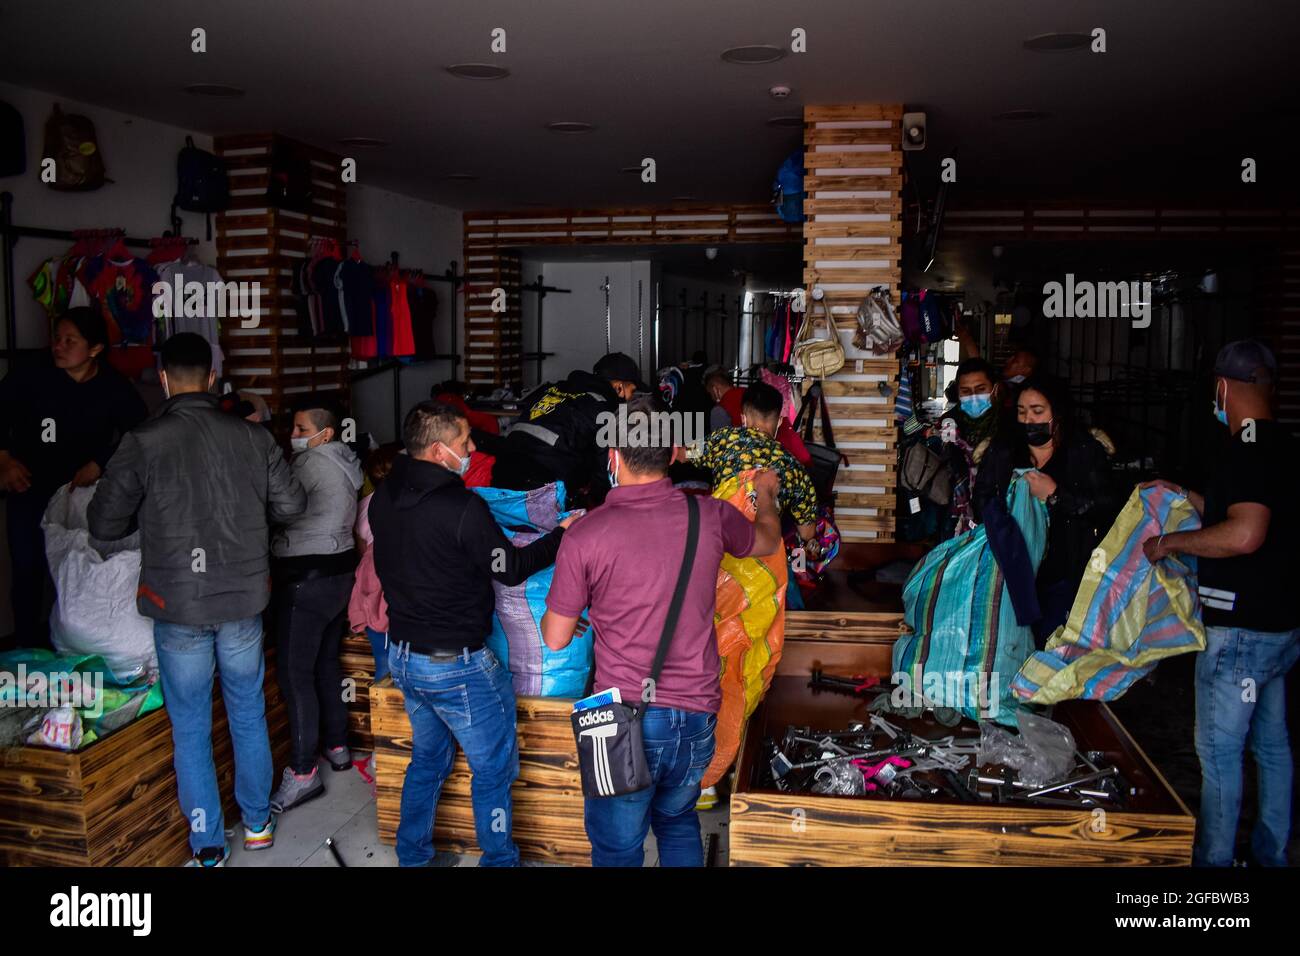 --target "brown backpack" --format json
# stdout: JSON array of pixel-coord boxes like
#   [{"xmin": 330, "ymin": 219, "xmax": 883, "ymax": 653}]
[{"xmin": 43, "ymin": 104, "xmax": 107, "ymax": 191}]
